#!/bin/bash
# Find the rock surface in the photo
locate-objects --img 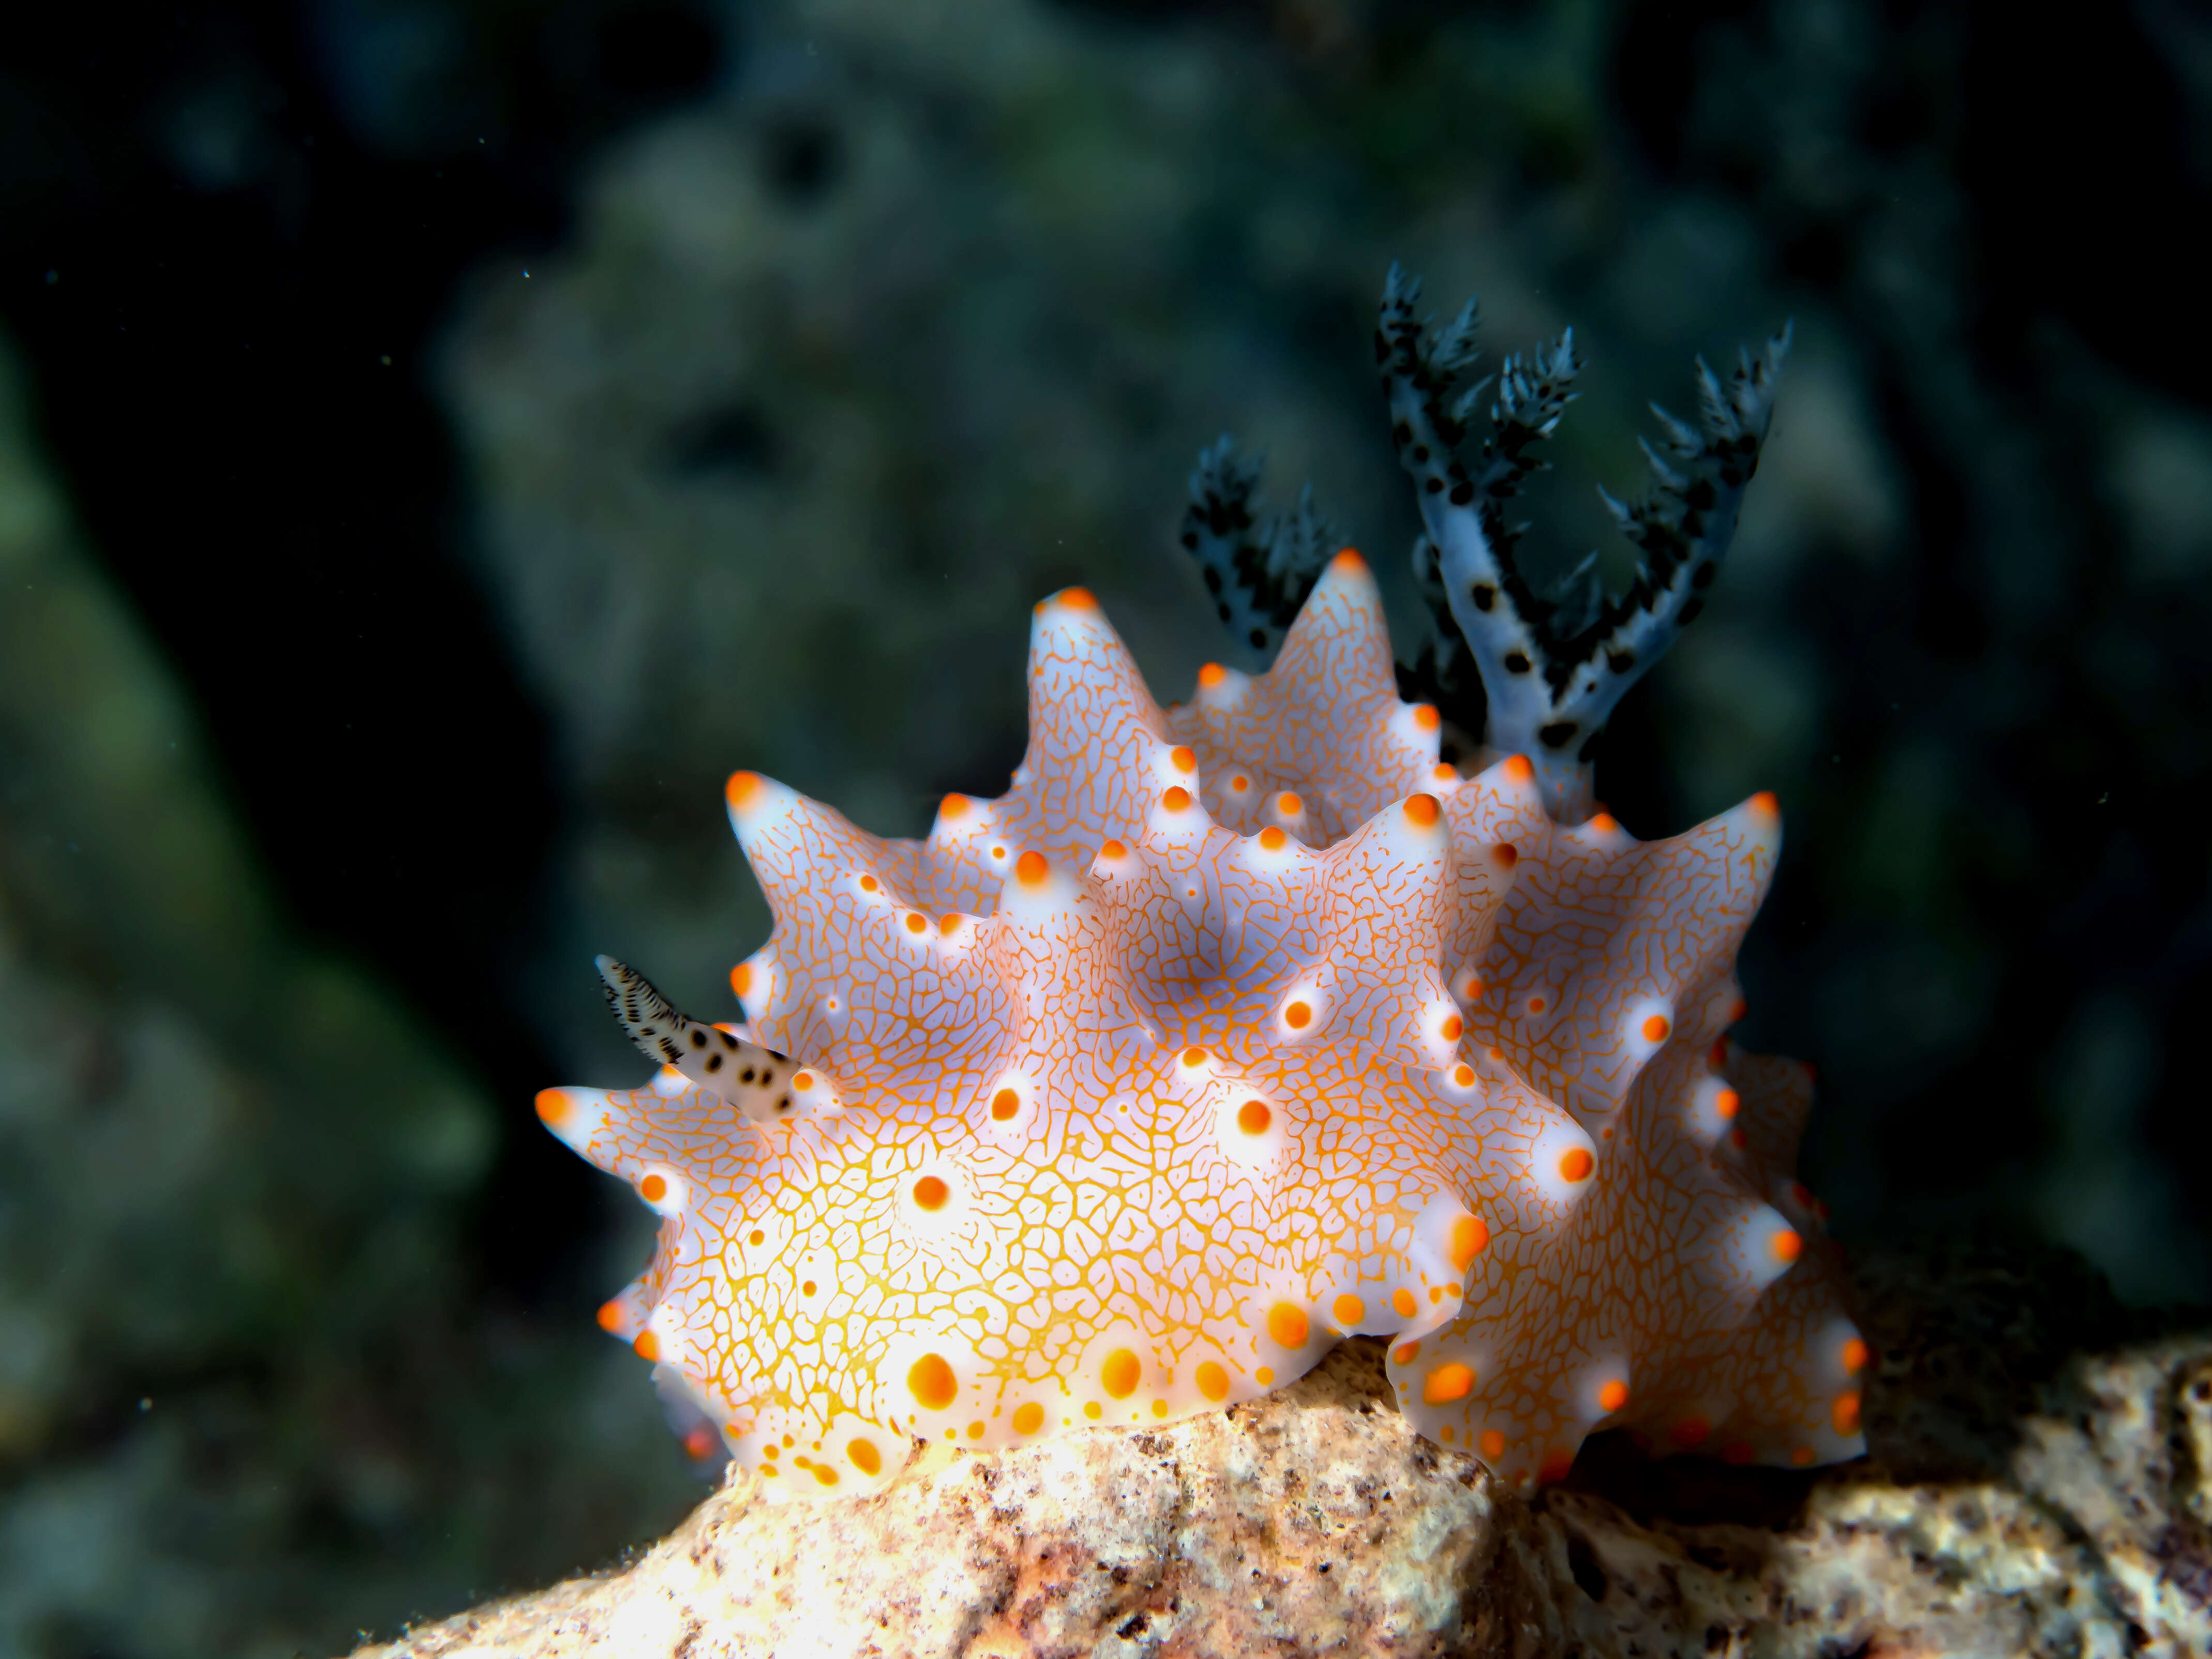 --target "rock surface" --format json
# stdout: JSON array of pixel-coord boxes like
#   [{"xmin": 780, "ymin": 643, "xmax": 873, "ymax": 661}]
[{"xmin": 355, "ymin": 1245, "xmax": 2212, "ymax": 1658}]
